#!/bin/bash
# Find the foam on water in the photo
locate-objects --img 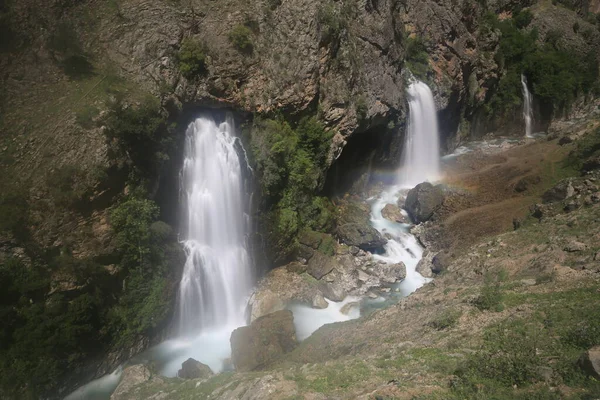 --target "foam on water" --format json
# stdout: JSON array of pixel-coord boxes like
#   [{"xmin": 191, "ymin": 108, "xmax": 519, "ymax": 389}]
[{"xmin": 288, "ymin": 297, "xmax": 361, "ymax": 341}]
